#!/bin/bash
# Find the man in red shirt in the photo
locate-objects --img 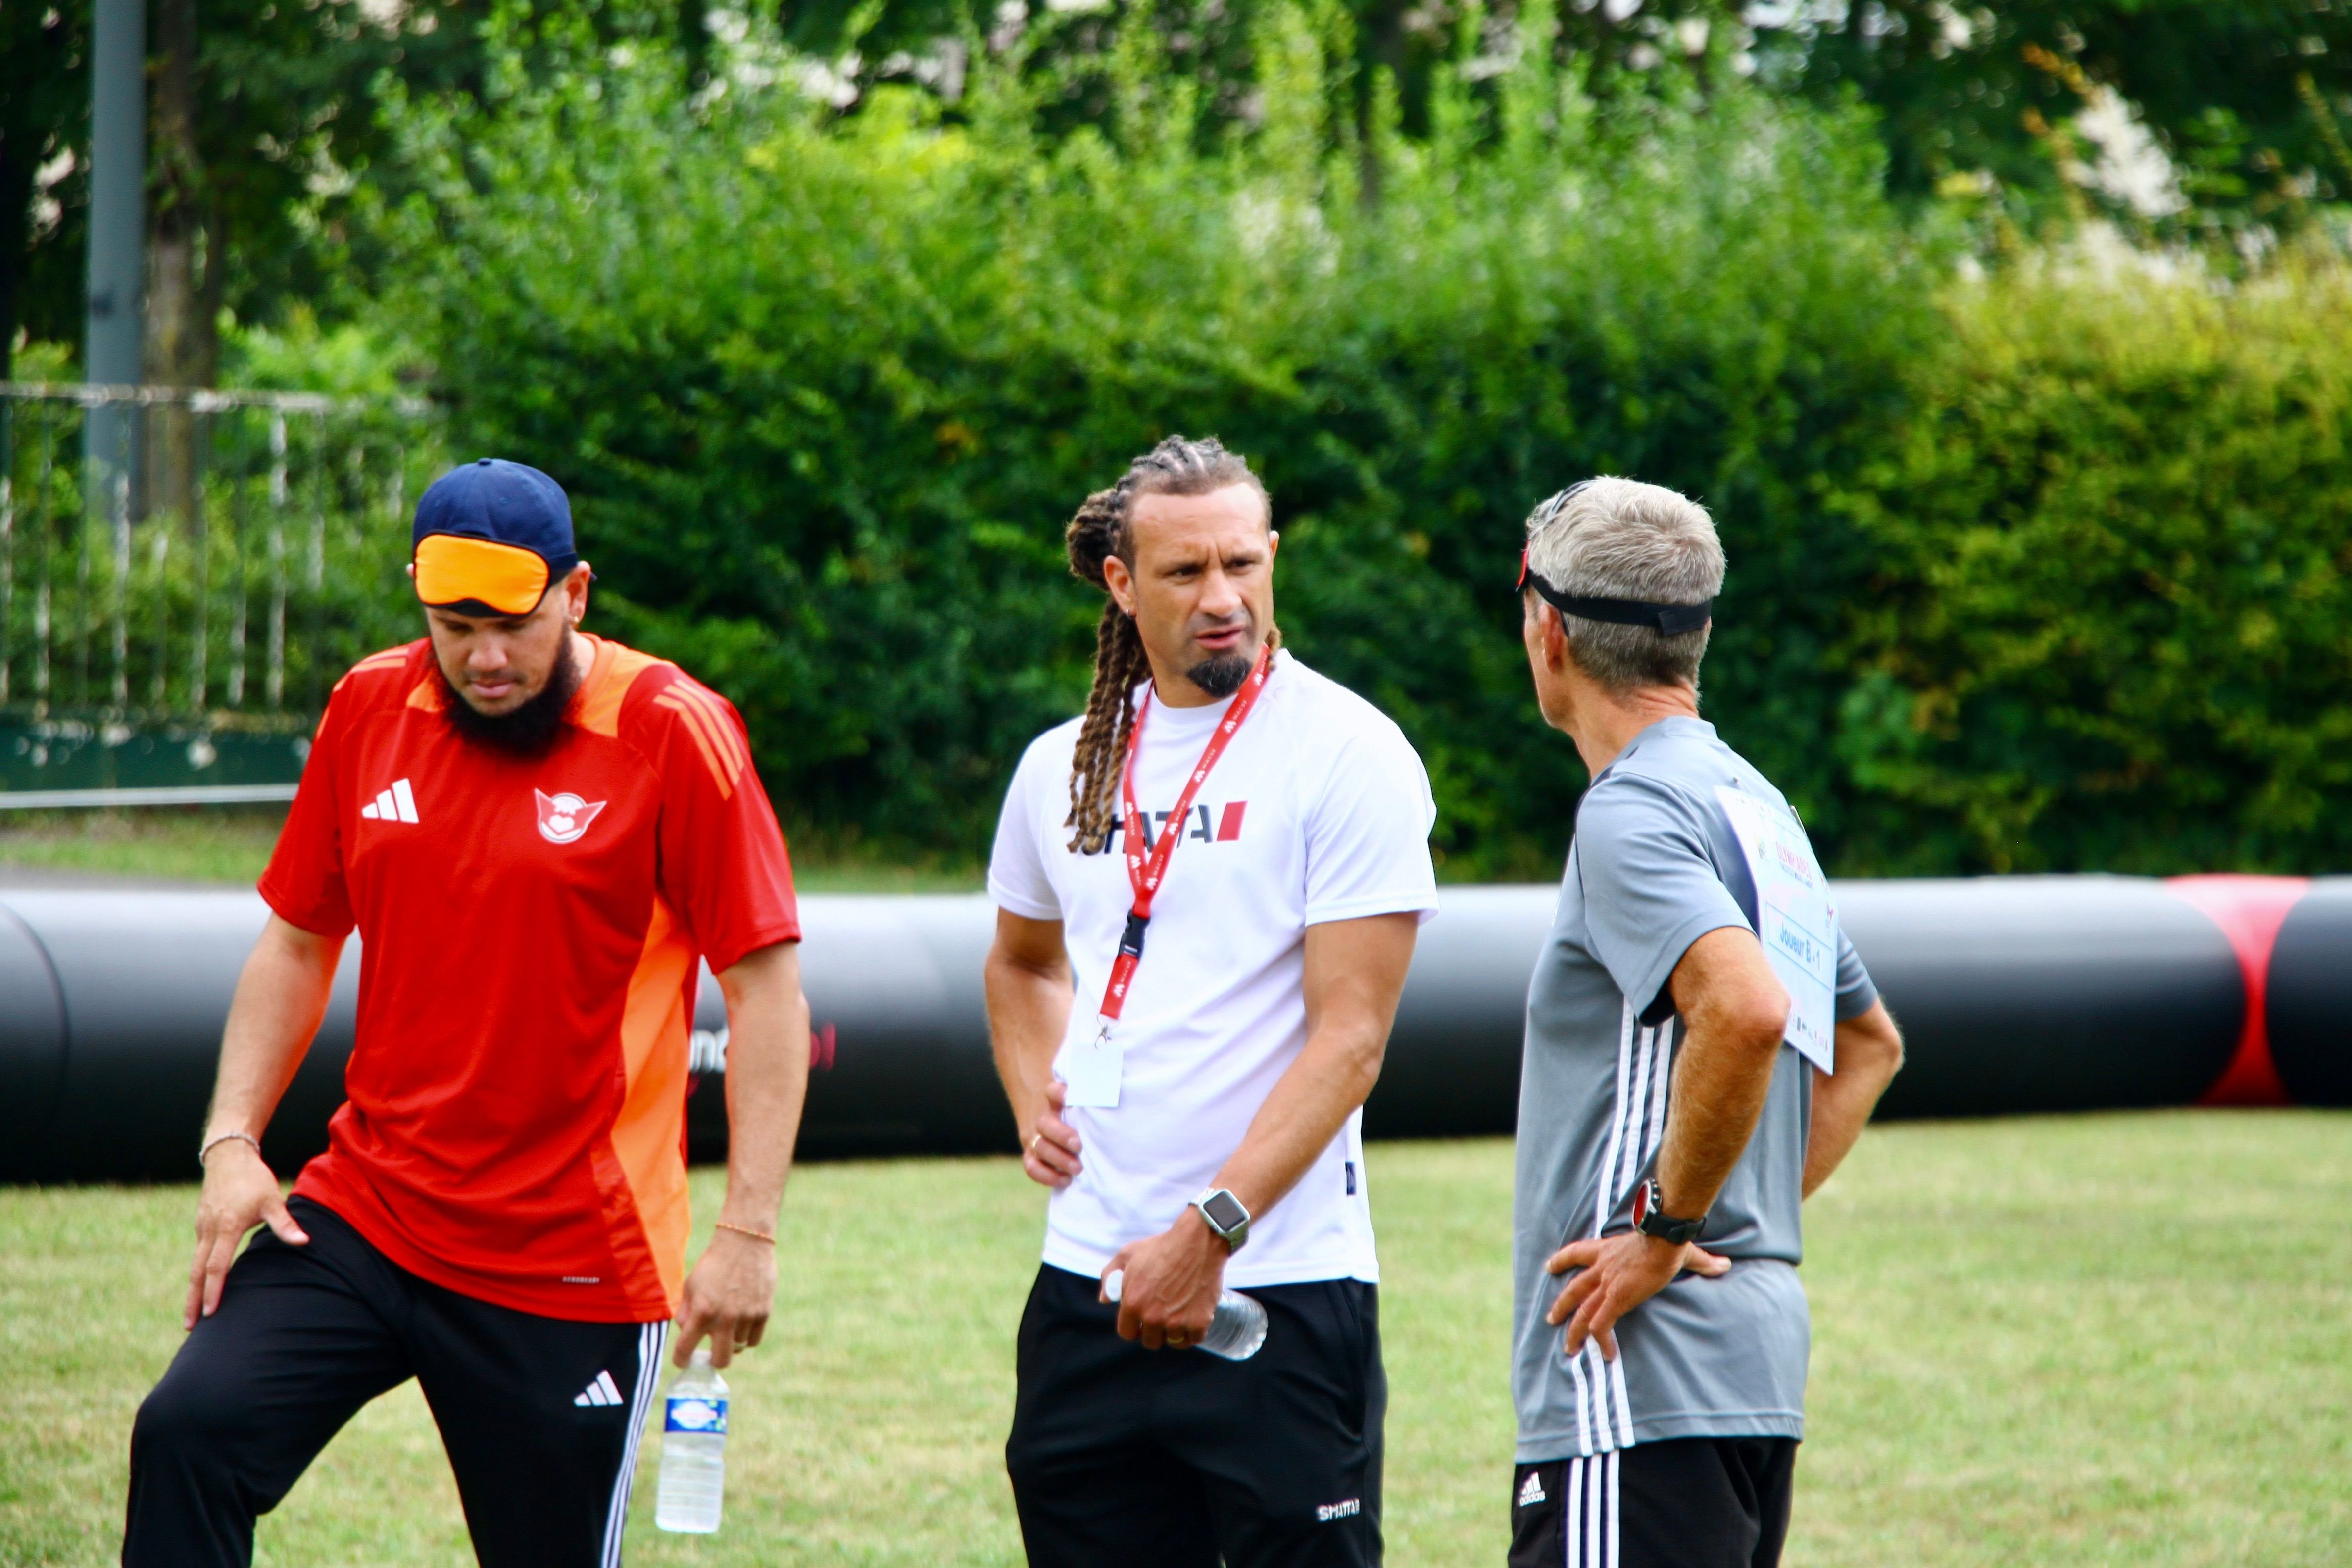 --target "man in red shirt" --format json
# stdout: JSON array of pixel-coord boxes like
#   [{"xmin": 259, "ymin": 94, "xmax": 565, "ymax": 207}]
[{"xmin": 124, "ymin": 459, "xmax": 809, "ymax": 1567}]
